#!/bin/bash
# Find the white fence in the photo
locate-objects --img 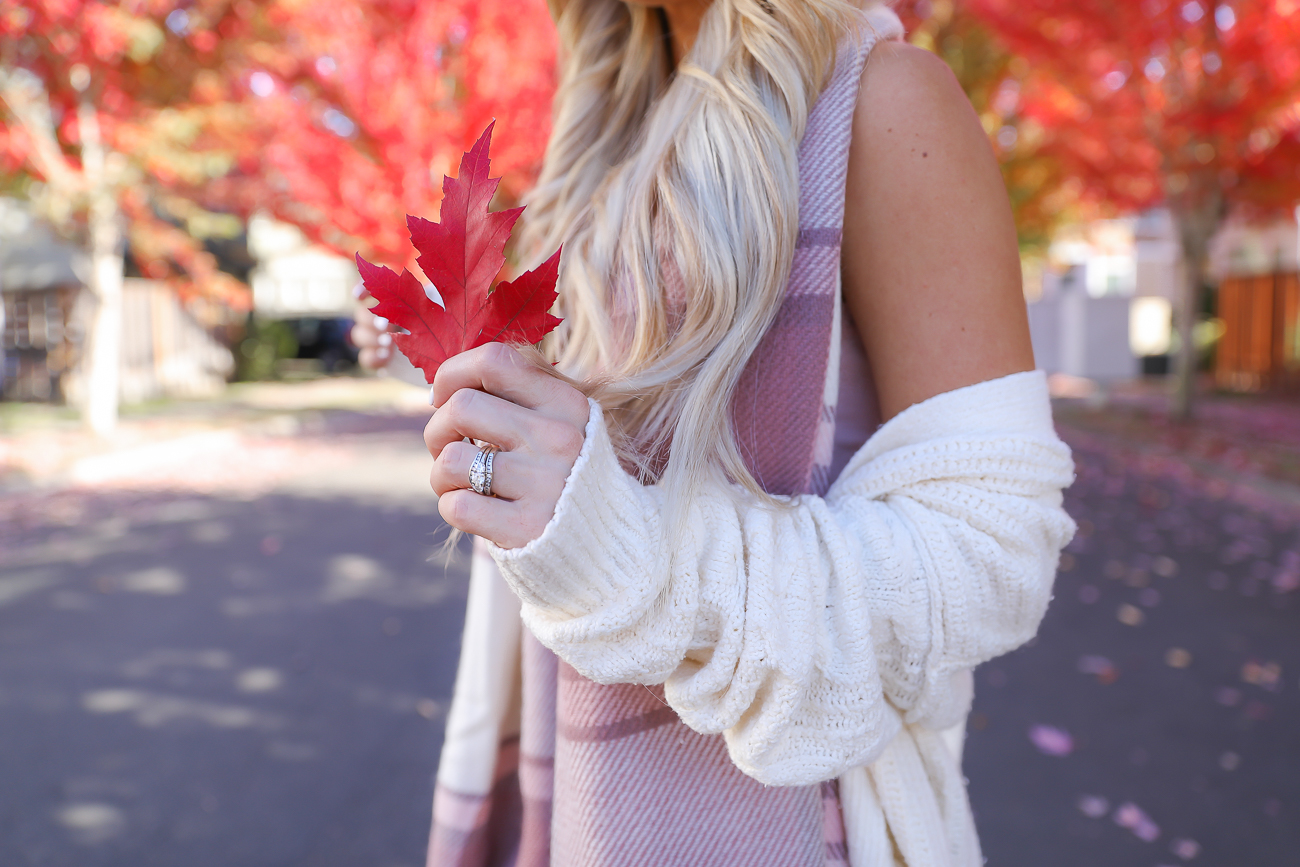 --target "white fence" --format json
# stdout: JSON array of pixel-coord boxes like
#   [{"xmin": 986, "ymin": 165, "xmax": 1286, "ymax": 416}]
[{"xmin": 117, "ymin": 279, "xmax": 234, "ymax": 403}]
